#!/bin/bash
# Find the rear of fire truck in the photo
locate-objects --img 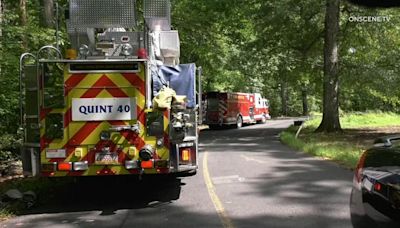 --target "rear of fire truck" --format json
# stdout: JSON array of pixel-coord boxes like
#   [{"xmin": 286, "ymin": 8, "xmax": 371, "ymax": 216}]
[
  {"xmin": 204, "ymin": 92, "xmax": 270, "ymax": 129},
  {"xmin": 204, "ymin": 92, "xmax": 247, "ymax": 129},
  {"xmin": 19, "ymin": 0, "xmax": 201, "ymax": 177}
]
